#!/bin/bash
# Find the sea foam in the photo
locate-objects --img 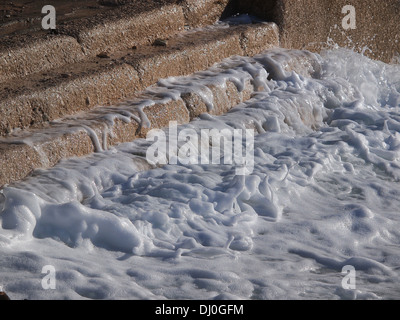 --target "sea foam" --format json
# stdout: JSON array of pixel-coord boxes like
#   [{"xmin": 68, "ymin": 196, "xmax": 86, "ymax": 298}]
[{"xmin": 1, "ymin": 47, "xmax": 400, "ymax": 300}]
